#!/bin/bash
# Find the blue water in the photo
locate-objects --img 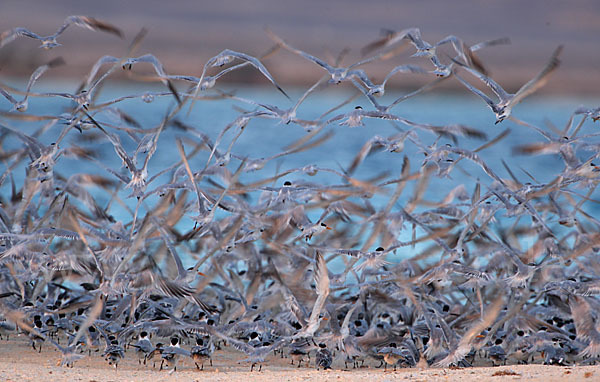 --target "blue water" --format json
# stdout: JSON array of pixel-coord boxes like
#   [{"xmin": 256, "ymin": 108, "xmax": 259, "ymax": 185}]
[{"xmin": 1, "ymin": 83, "xmax": 599, "ymax": 266}]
